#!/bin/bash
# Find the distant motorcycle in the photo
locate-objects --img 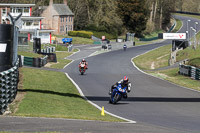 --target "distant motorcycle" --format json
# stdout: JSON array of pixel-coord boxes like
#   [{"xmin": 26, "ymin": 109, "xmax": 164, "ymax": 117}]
[
  {"xmin": 123, "ymin": 44, "xmax": 127, "ymax": 51},
  {"xmin": 79, "ymin": 63, "xmax": 87, "ymax": 75},
  {"xmin": 109, "ymin": 83, "xmax": 127, "ymax": 104}
]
